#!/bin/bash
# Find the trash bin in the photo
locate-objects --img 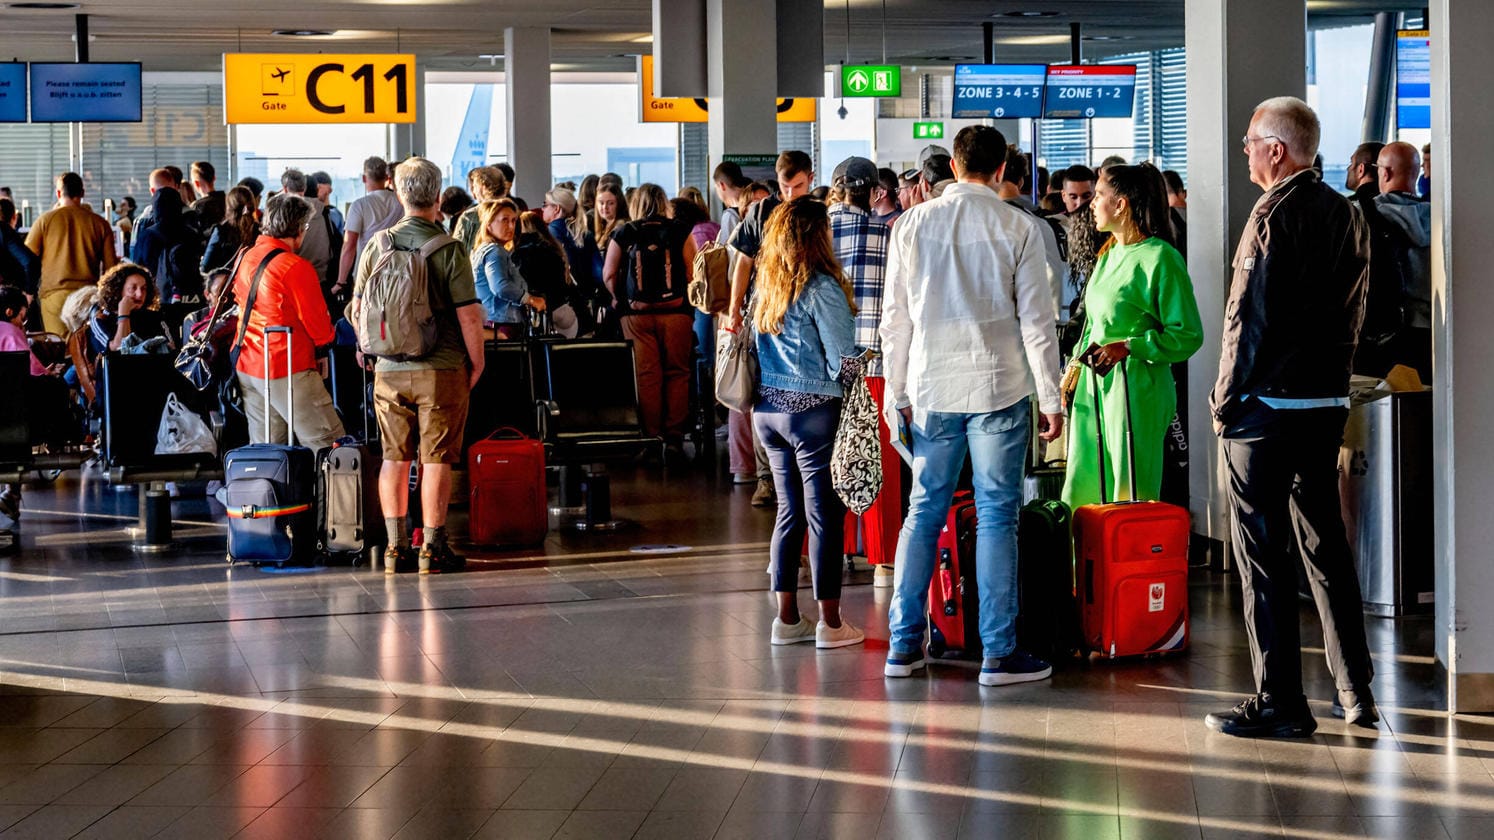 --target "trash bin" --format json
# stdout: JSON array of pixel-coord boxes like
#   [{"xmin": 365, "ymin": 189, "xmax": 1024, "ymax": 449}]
[{"xmin": 1338, "ymin": 386, "xmax": 1434, "ymax": 616}]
